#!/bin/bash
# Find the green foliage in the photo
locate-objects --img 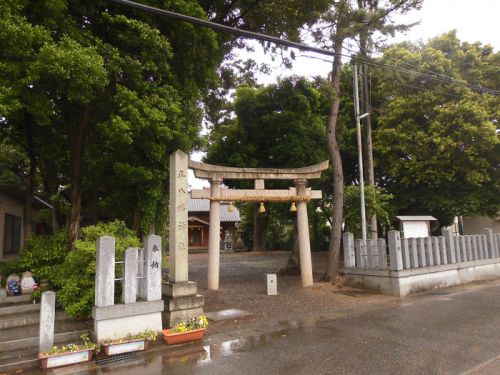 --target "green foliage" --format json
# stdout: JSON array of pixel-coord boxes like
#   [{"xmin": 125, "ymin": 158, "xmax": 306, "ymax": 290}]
[
  {"xmin": 0, "ymin": 259, "xmax": 23, "ymax": 283},
  {"xmin": 373, "ymin": 32, "xmax": 500, "ymax": 225},
  {"xmin": 103, "ymin": 329, "xmax": 158, "ymax": 344},
  {"xmin": 18, "ymin": 231, "xmax": 68, "ymax": 281},
  {"xmin": 40, "ymin": 333, "xmax": 98, "ymax": 356},
  {"xmin": 206, "ymin": 77, "xmax": 330, "ymax": 248},
  {"xmin": 53, "ymin": 221, "xmax": 140, "ymax": 319},
  {"xmin": 343, "ymin": 185, "xmax": 396, "ymax": 238}
]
